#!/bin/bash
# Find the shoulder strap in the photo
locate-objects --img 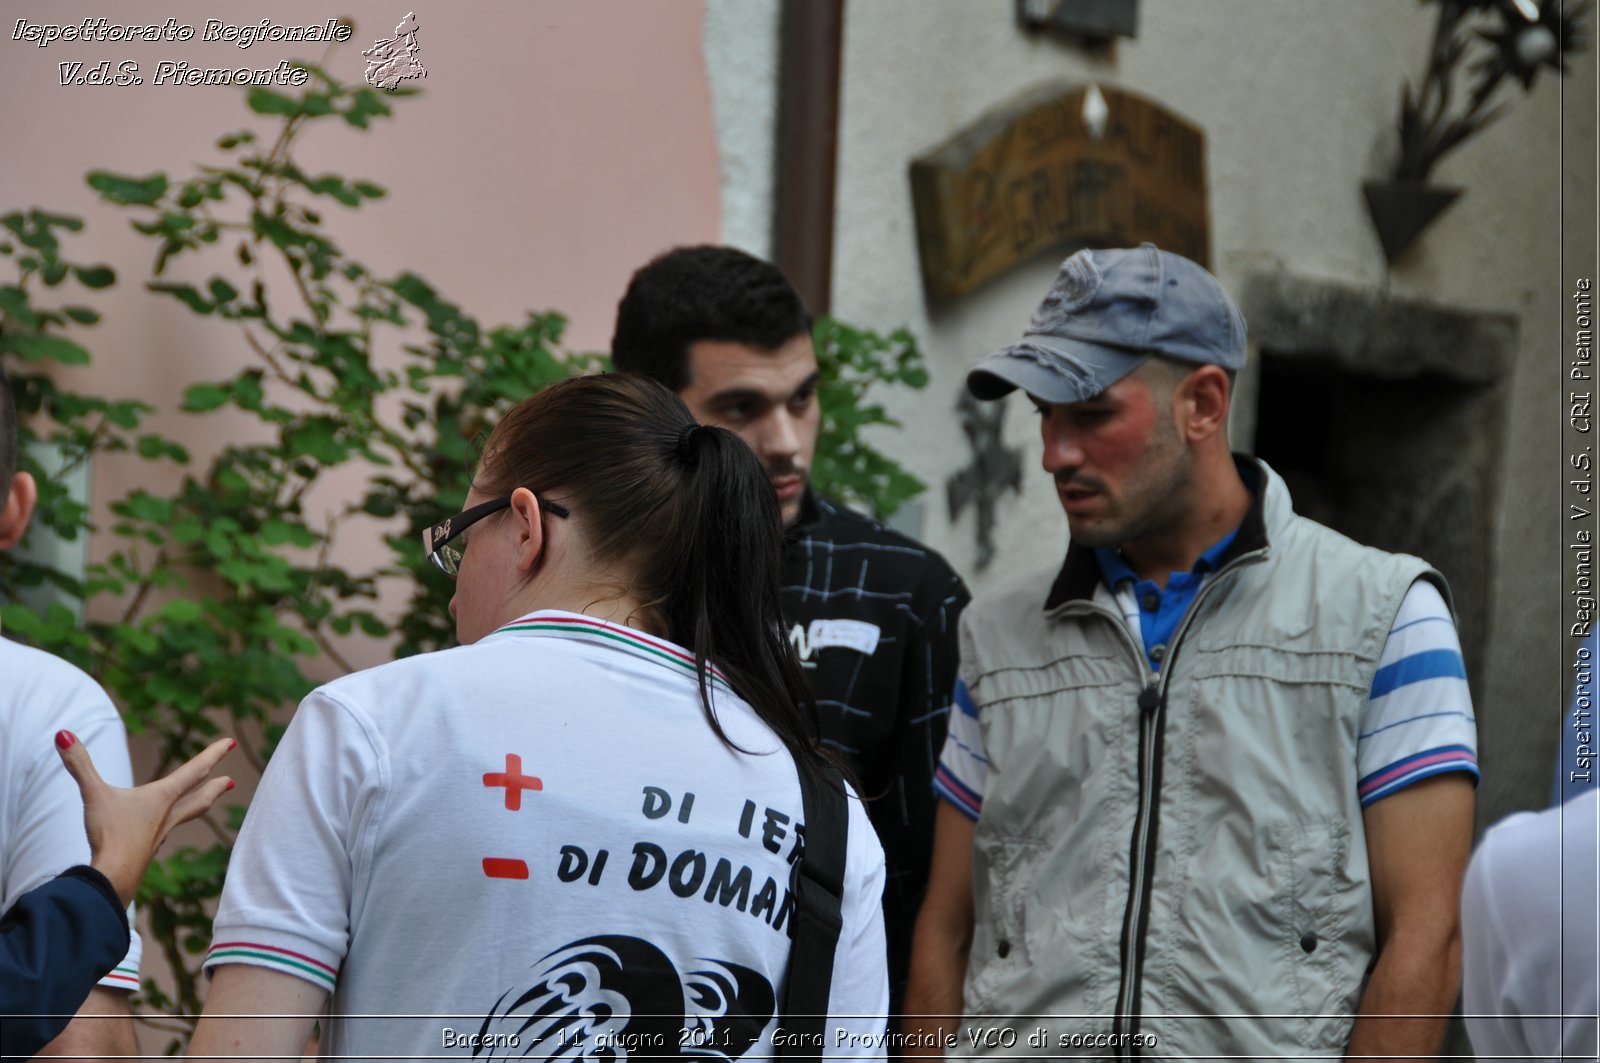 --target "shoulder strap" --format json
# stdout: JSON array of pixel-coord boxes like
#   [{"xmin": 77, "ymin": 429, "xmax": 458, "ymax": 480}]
[{"xmin": 780, "ymin": 760, "xmax": 849, "ymax": 1060}]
